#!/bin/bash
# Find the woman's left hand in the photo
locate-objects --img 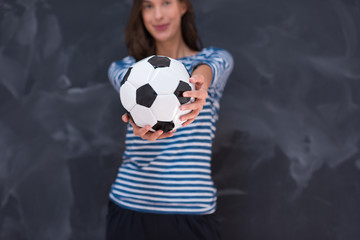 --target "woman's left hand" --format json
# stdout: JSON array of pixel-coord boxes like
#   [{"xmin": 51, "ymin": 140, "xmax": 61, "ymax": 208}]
[{"xmin": 179, "ymin": 74, "xmax": 209, "ymax": 127}]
